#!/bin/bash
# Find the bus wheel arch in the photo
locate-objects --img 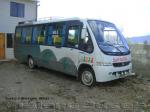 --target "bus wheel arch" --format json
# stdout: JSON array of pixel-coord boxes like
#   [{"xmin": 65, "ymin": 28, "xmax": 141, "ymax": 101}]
[{"xmin": 78, "ymin": 64, "xmax": 96, "ymax": 87}]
